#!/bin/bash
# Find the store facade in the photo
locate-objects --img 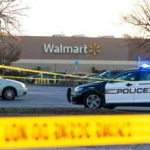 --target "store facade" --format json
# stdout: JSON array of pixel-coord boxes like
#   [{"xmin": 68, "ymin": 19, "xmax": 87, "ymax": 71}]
[{"xmin": 12, "ymin": 36, "xmax": 143, "ymax": 72}]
